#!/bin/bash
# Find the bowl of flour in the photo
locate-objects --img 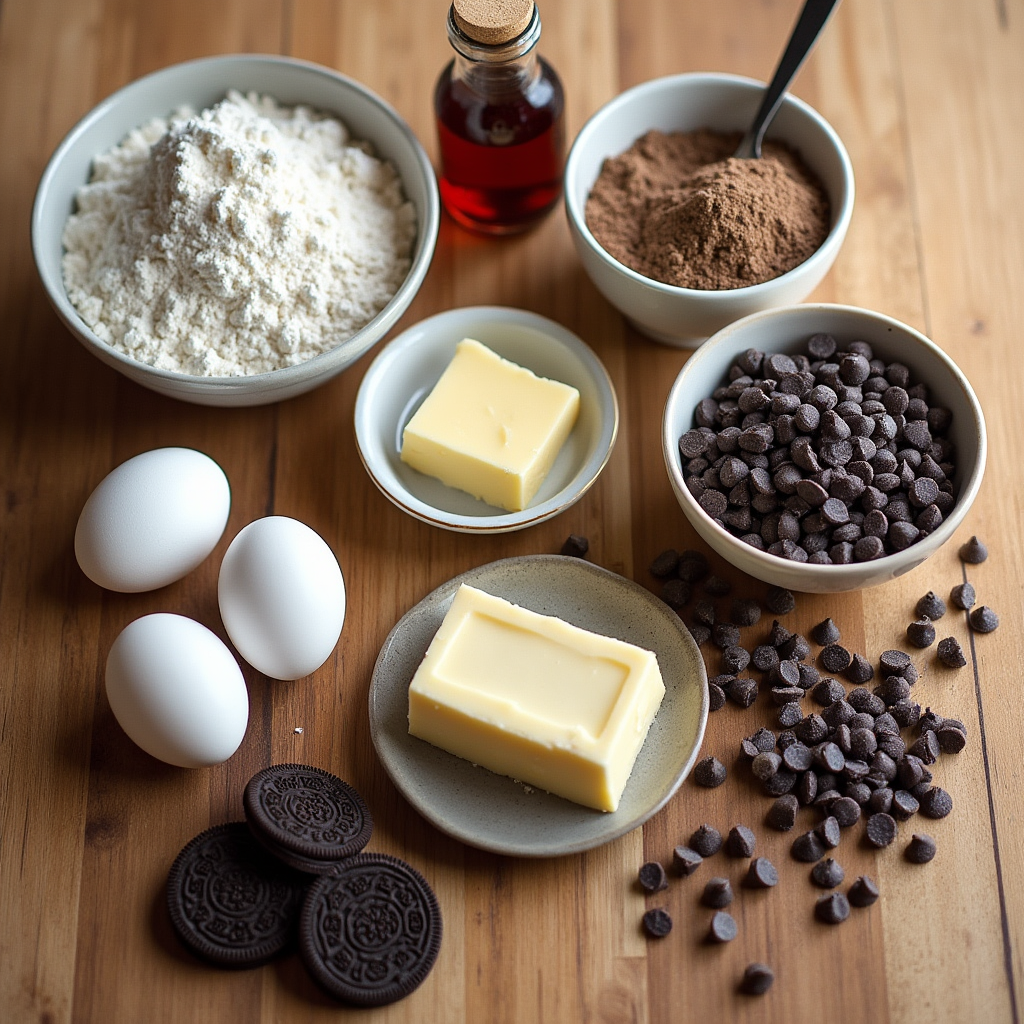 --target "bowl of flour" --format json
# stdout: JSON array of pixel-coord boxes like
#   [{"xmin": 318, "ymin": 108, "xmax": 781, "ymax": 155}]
[{"xmin": 32, "ymin": 54, "xmax": 440, "ymax": 406}]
